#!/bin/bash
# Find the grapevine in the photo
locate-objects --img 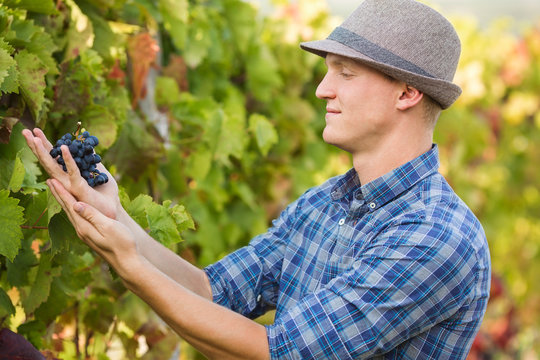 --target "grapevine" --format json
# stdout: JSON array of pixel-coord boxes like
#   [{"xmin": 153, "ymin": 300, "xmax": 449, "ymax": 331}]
[{"xmin": 49, "ymin": 122, "xmax": 109, "ymax": 187}]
